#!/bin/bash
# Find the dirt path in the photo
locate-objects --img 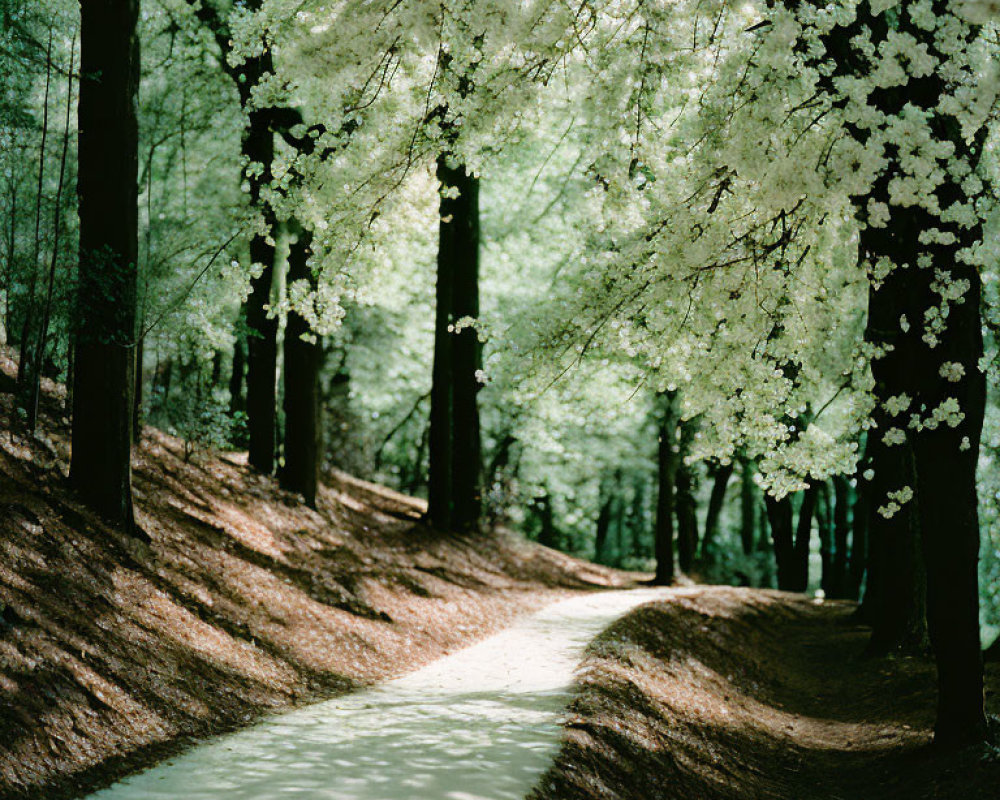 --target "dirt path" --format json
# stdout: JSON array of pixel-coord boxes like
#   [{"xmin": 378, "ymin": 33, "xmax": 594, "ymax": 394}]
[
  {"xmin": 529, "ymin": 587, "xmax": 1000, "ymax": 800},
  {"xmin": 85, "ymin": 588, "xmax": 669, "ymax": 800},
  {"xmin": 0, "ymin": 361, "xmax": 635, "ymax": 800}
]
